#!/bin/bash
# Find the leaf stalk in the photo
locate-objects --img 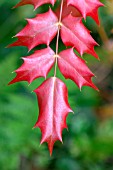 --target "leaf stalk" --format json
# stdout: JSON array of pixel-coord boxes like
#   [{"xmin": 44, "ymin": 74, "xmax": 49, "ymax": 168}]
[{"xmin": 54, "ymin": 0, "xmax": 64, "ymax": 77}]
